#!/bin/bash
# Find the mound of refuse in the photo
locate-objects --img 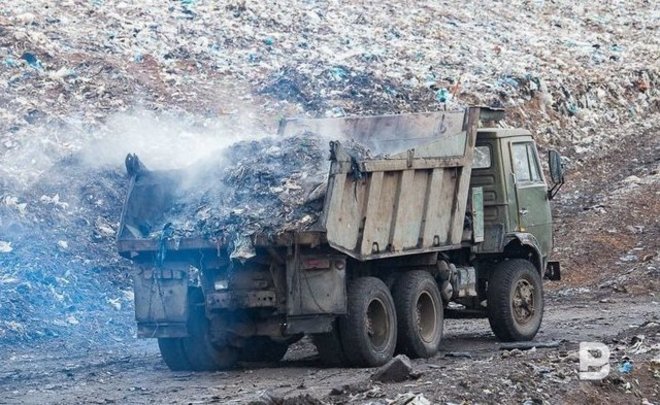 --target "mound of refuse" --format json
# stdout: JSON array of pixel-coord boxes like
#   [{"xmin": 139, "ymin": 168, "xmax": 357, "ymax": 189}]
[
  {"xmin": 0, "ymin": 157, "xmax": 135, "ymax": 346},
  {"xmin": 144, "ymin": 135, "xmax": 330, "ymax": 259},
  {"xmin": 2, "ymin": 0, "xmax": 658, "ymax": 157}
]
